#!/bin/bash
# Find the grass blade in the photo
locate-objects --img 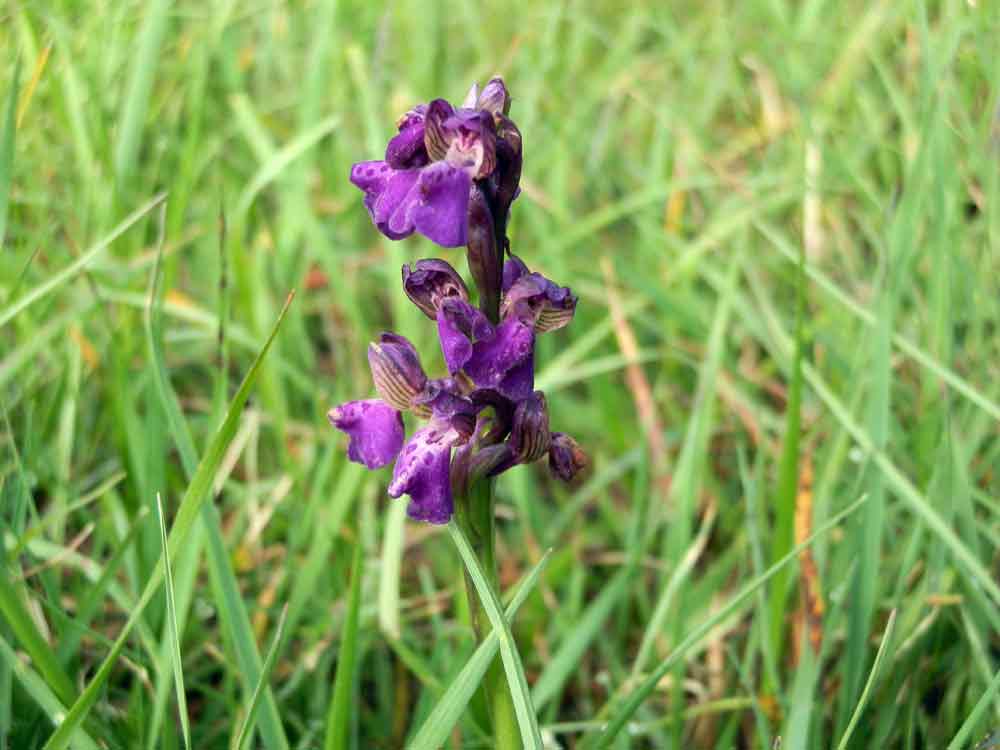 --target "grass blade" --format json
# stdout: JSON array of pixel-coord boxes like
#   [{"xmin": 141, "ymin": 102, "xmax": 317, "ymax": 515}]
[
  {"xmin": 448, "ymin": 522, "xmax": 543, "ymax": 750},
  {"xmin": 0, "ymin": 58, "xmax": 19, "ymax": 248},
  {"xmin": 235, "ymin": 116, "xmax": 339, "ymax": 216},
  {"xmin": 767, "ymin": 242, "xmax": 805, "ymax": 665},
  {"xmin": 0, "ymin": 192, "xmax": 166, "ymax": 328},
  {"xmin": 234, "ymin": 604, "xmax": 289, "ymax": 750},
  {"xmin": 0, "ymin": 635, "xmax": 99, "ymax": 750},
  {"xmin": 407, "ymin": 549, "xmax": 552, "ymax": 750},
  {"xmin": 323, "ymin": 541, "xmax": 364, "ymax": 750},
  {"xmin": 0, "ymin": 572, "xmax": 76, "ymax": 707},
  {"xmin": 113, "ymin": 0, "xmax": 171, "ymax": 185},
  {"xmin": 586, "ymin": 494, "xmax": 869, "ymax": 749},
  {"xmin": 41, "ymin": 291, "xmax": 294, "ymax": 750},
  {"xmin": 946, "ymin": 666, "xmax": 1000, "ymax": 750},
  {"xmin": 155, "ymin": 493, "xmax": 190, "ymax": 750},
  {"xmin": 531, "ymin": 567, "xmax": 631, "ymax": 710},
  {"xmin": 835, "ymin": 609, "xmax": 897, "ymax": 750},
  {"xmin": 145, "ymin": 211, "xmax": 290, "ymax": 750}
]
